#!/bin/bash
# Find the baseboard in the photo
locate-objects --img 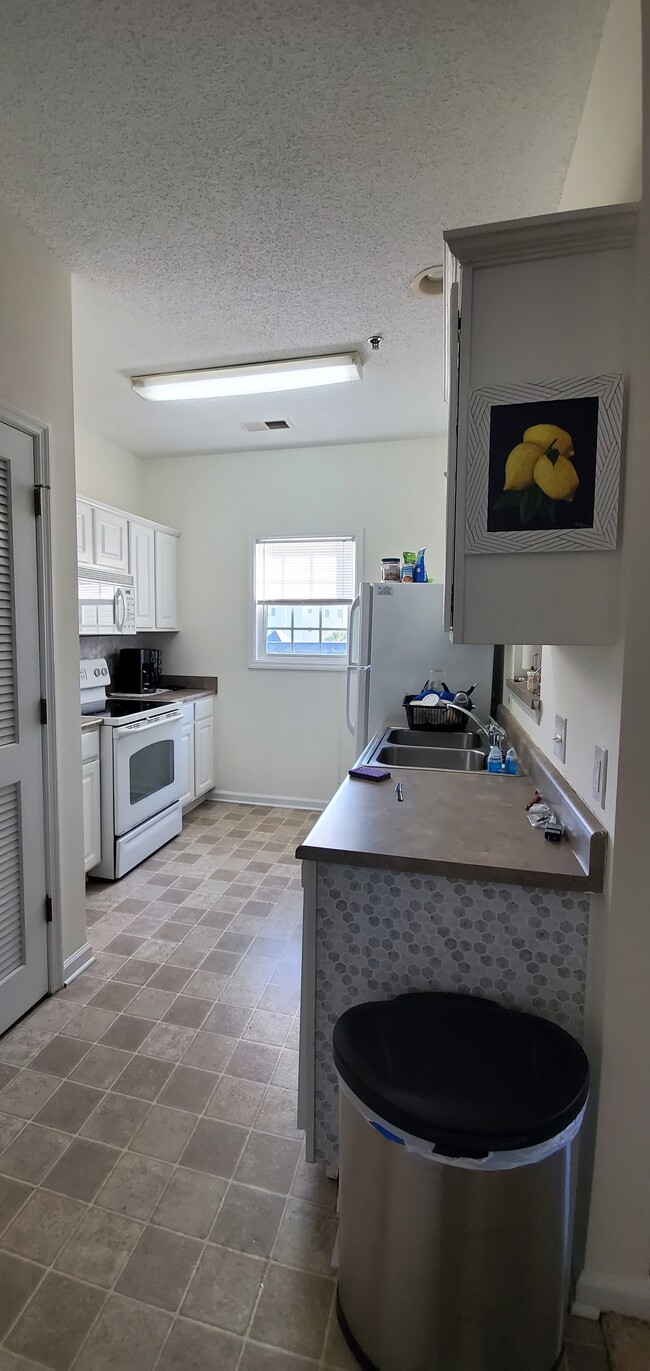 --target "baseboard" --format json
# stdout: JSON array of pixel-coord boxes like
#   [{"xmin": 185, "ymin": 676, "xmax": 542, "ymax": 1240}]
[
  {"xmin": 210, "ymin": 788, "xmax": 326, "ymax": 812},
  {"xmin": 574, "ymin": 1271, "xmax": 650, "ymax": 1319},
  {"xmin": 63, "ymin": 943, "xmax": 95, "ymax": 984}
]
